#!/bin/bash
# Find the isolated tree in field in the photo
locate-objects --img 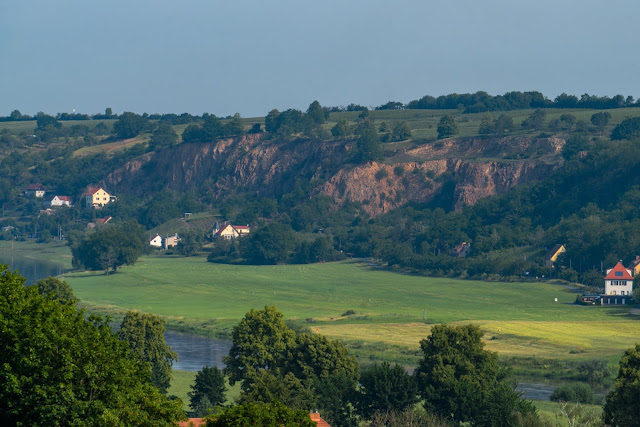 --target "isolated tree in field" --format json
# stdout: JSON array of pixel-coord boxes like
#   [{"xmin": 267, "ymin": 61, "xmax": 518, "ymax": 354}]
[
  {"xmin": 355, "ymin": 121, "xmax": 381, "ymax": 162},
  {"xmin": 105, "ymin": 107, "xmax": 113, "ymax": 117},
  {"xmin": 34, "ymin": 276, "xmax": 76, "ymax": 304},
  {"xmin": 590, "ymin": 111, "xmax": 611, "ymax": 131},
  {"xmin": 71, "ymin": 220, "xmax": 147, "ymax": 274},
  {"xmin": 493, "ymin": 114, "xmax": 514, "ymax": 135},
  {"xmin": 391, "ymin": 121, "xmax": 412, "ymax": 141},
  {"xmin": 521, "ymin": 109, "xmax": 546, "ymax": 131},
  {"xmin": 437, "ymin": 115, "xmax": 458, "ymax": 139},
  {"xmin": 414, "ymin": 324, "xmax": 536, "ymax": 426},
  {"xmin": 611, "ymin": 117, "xmax": 640, "ymax": 140},
  {"xmin": 478, "ymin": 113, "xmax": 494, "ymax": 135},
  {"xmin": 113, "ymin": 111, "xmax": 149, "ymax": 139},
  {"xmin": 331, "ymin": 119, "xmax": 350, "ymax": 138},
  {"xmin": 603, "ymin": 344, "xmax": 640, "ymax": 426},
  {"xmin": 357, "ymin": 362, "xmax": 418, "ymax": 419},
  {"xmin": 118, "ymin": 311, "xmax": 178, "ymax": 394},
  {"xmin": 188, "ymin": 366, "xmax": 227, "ymax": 415},
  {"xmin": 0, "ymin": 266, "xmax": 184, "ymax": 425}
]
